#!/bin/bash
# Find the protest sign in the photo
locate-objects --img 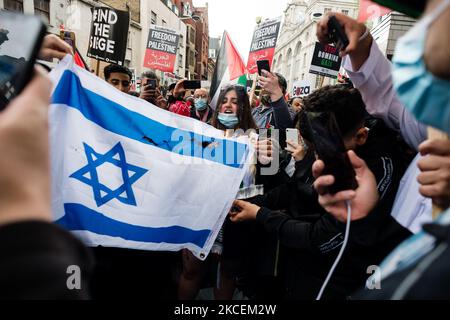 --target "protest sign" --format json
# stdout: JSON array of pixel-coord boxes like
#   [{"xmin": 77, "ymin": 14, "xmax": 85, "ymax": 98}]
[
  {"xmin": 292, "ymin": 80, "xmax": 312, "ymax": 97},
  {"xmin": 143, "ymin": 26, "xmax": 180, "ymax": 73},
  {"xmin": 87, "ymin": 7, "xmax": 129, "ymax": 66},
  {"xmin": 309, "ymin": 42, "xmax": 342, "ymax": 79},
  {"xmin": 246, "ymin": 17, "xmax": 281, "ymax": 74}
]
